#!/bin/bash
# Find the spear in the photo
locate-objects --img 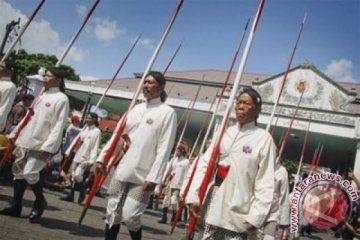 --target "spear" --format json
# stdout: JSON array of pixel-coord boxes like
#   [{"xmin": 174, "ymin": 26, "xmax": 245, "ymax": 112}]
[
  {"xmin": 309, "ymin": 143, "xmax": 321, "ymax": 176},
  {"xmin": 169, "ymin": 94, "xmax": 216, "ymax": 234},
  {"xmin": 78, "ymin": 0, "xmax": 184, "ymax": 227},
  {"xmin": 1, "ymin": 0, "xmax": 46, "ymax": 62},
  {"xmin": 0, "ymin": 0, "xmax": 100, "ymax": 168},
  {"xmin": 292, "ymin": 116, "xmax": 311, "ymax": 193},
  {"xmin": 172, "ymin": 19, "xmax": 250, "ymax": 235},
  {"xmin": 186, "ymin": 0, "xmax": 266, "ymax": 236},
  {"xmin": 155, "ymin": 79, "xmax": 203, "ymax": 206},
  {"xmin": 277, "ymin": 89, "xmax": 305, "ymax": 162},
  {"xmin": 96, "ymin": 41, "xmax": 183, "ymax": 190},
  {"xmin": 93, "ymin": 33, "xmax": 142, "ymax": 111},
  {"xmin": 266, "ymin": 13, "xmax": 307, "ymax": 132},
  {"xmin": 163, "ymin": 42, "xmax": 182, "ymax": 75}
]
